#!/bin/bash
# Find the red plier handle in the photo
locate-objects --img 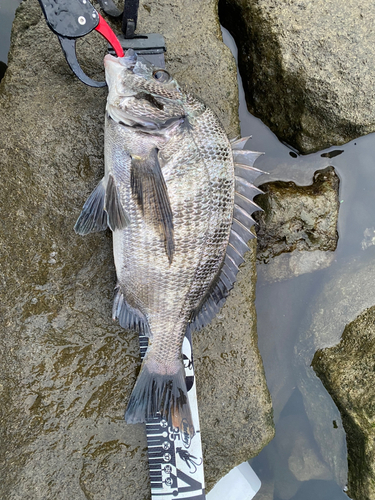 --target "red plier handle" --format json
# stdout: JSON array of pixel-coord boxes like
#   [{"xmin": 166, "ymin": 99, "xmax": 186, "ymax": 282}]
[{"xmin": 95, "ymin": 14, "xmax": 124, "ymax": 59}]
